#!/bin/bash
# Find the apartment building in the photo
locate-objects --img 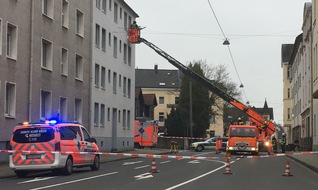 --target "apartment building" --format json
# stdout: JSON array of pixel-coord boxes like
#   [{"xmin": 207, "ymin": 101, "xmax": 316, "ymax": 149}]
[
  {"xmin": 0, "ymin": 0, "xmax": 91, "ymax": 161},
  {"xmin": 281, "ymin": 44, "xmax": 294, "ymax": 144},
  {"xmin": 312, "ymin": 0, "xmax": 318, "ymax": 150},
  {"xmin": 91, "ymin": 0, "xmax": 138, "ymax": 152}
]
